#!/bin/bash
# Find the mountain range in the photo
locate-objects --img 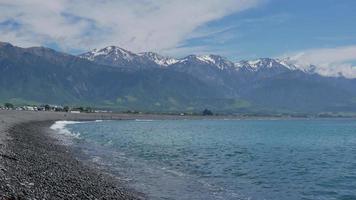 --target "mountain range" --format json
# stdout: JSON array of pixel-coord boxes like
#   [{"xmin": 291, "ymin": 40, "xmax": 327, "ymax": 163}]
[{"xmin": 1, "ymin": 41, "xmax": 356, "ymax": 113}]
